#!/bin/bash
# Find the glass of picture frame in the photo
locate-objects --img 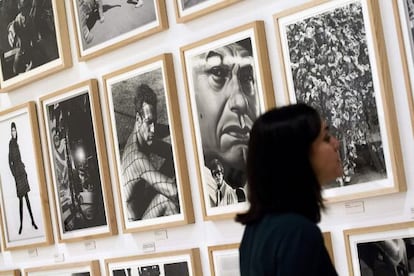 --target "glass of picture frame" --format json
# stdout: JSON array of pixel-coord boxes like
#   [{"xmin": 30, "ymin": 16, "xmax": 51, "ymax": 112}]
[
  {"xmin": 39, "ymin": 79, "xmax": 117, "ymax": 242},
  {"xmin": 208, "ymin": 243, "xmax": 240, "ymax": 276},
  {"xmin": 344, "ymin": 221, "xmax": 414, "ymax": 276},
  {"xmin": 180, "ymin": 20, "xmax": 276, "ymax": 220},
  {"xmin": 69, "ymin": 0, "xmax": 168, "ymax": 61},
  {"xmin": 0, "ymin": 102, "xmax": 53, "ymax": 250},
  {"xmin": 0, "ymin": 0, "xmax": 72, "ymax": 92},
  {"xmin": 102, "ymin": 53, "xmax": 194, "ymax": 233},
  {"xmin": 274, "ymin": 0, "xmax": 406, "ymax": 203},
  {"xmin": 173, "ymin": 0, "xmax": 241, "ymax": 23}
]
